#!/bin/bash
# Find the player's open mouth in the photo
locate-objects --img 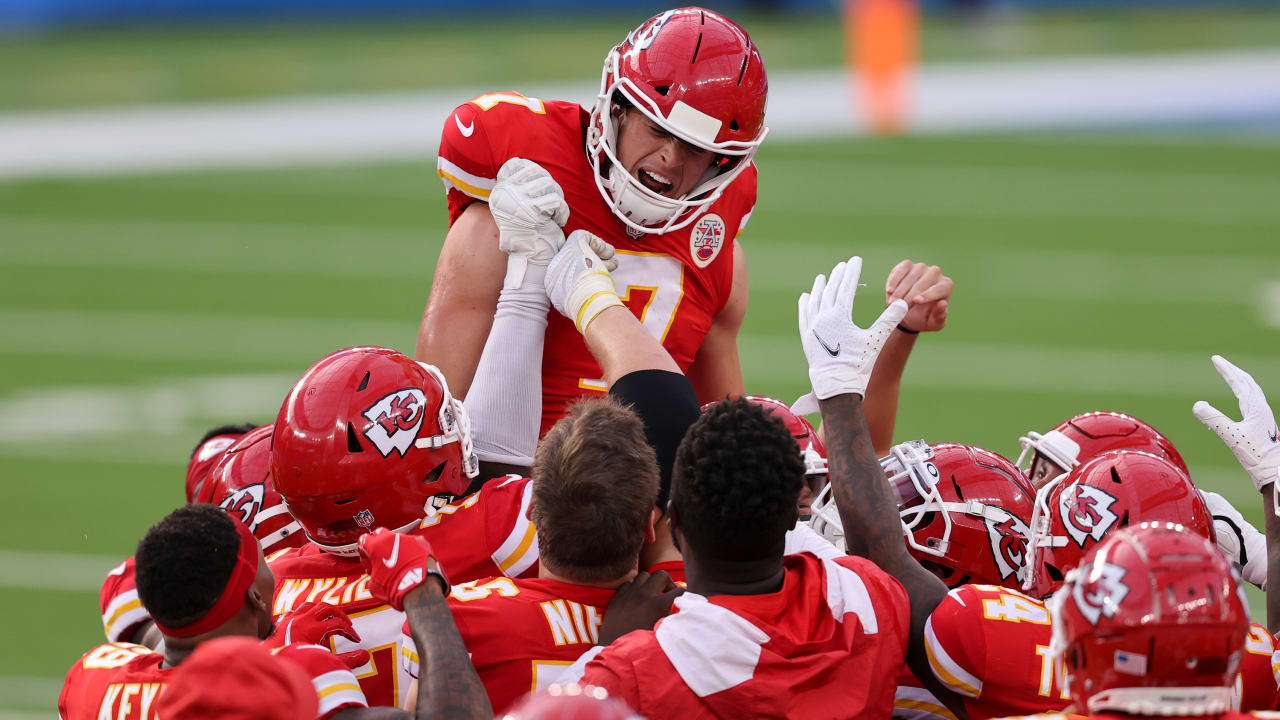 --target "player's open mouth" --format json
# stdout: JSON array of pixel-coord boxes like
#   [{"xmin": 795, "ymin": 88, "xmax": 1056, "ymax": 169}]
[{"xmin": 636, "ymin": 168, "xmax": 674, "ymax": 195}]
